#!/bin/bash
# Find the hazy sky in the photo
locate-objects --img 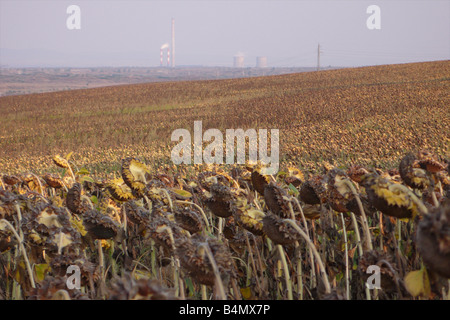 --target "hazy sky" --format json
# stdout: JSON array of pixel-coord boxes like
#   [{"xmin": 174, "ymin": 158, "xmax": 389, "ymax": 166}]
[{"xmin": 0, "ymin": 0, "xmax": 449, "ymax": 67}]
